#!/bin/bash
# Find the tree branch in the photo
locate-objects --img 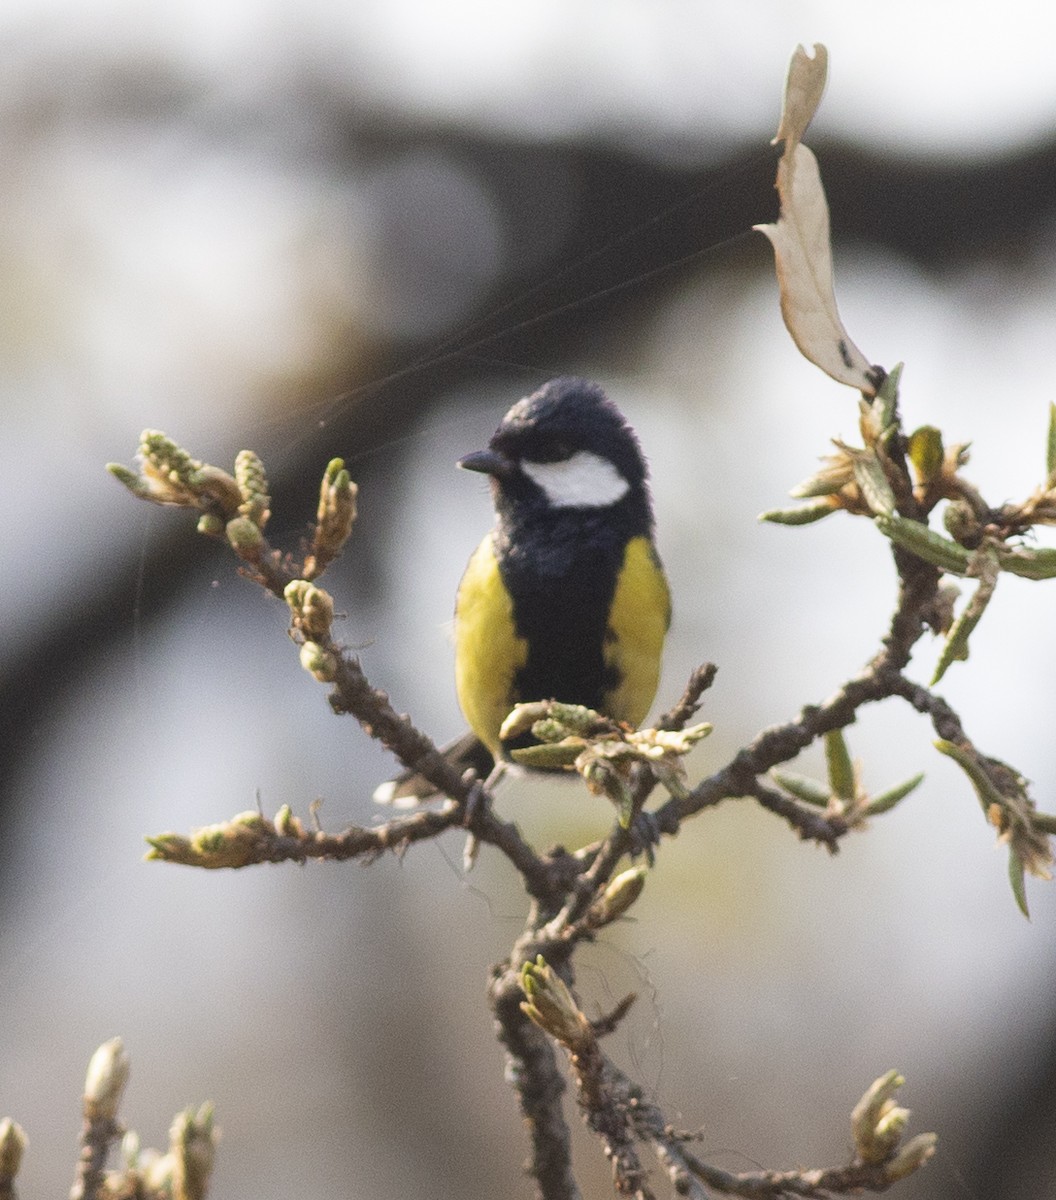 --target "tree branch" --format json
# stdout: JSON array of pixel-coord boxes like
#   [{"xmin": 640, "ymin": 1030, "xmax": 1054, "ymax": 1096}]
[
  {"xmin": 517, "ymin": 959, "xmax": 935, "ymax": 1199},
  {"xmin": 490, "ymin": 965, "xmax": 582, "ymax": 1200},
  {"xmin": 111, "ymin": 430, "xmax": 966, "ymax": 1200},
  {"xmin": 748, "ymin": 778, "xmax": 846, "ymax": 849},
  {"xmin": 651, "ymin": 546, "xmax": 941, "ymax": 838},
  {"xmin": 655, "ymin": 663, "xmax": 718, "ymax": 731},
  {"xmin": 70, "ymin": 1040, "xmax": 129, "ymax": 1200}
]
